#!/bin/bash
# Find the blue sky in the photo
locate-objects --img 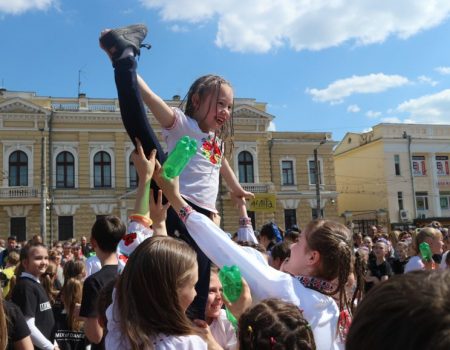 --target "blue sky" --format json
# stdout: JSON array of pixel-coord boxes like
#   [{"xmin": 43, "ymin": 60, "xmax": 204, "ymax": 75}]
[{"xmin": 2, "ymin": 0, "xmax": 450, "ymax": 141}]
